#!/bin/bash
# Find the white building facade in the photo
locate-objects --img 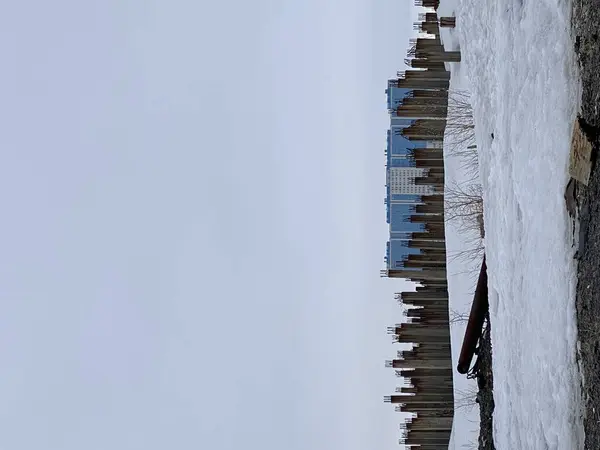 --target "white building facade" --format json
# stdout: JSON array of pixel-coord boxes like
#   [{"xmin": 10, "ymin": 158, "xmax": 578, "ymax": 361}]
[{"xmin": 387, "ymin": 167, "xmax": 434, "ymax": 195}]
